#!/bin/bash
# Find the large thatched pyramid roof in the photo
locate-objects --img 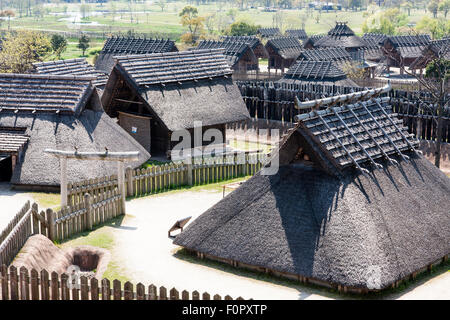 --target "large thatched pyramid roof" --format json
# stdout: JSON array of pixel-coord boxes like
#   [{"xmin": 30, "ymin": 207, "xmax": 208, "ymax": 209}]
[{"xmin": 174, "ymin": 94, "xmax": 450, "ymax": 292}]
